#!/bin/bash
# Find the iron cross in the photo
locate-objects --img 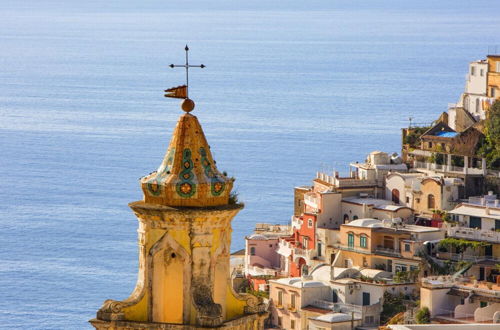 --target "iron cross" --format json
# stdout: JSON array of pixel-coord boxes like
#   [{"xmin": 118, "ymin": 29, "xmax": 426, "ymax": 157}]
[{"xmin": 169, "ymin": 45, "xmax": 205, "ymax": 98}]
